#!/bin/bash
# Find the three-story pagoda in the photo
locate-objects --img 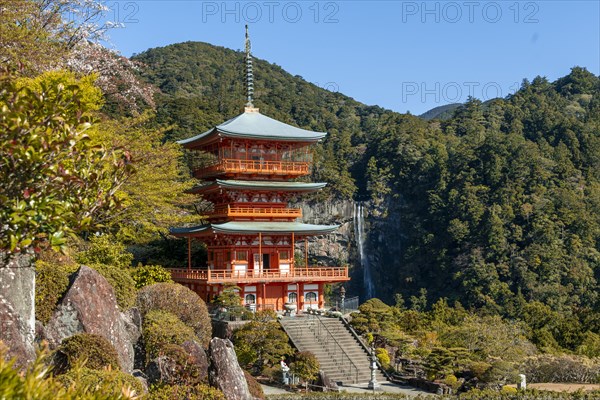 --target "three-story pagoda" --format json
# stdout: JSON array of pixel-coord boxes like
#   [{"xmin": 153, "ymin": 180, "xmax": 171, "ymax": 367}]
[{"xmin": 169, "ymin": 27, "xmax": 349, "ymax": 311}]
